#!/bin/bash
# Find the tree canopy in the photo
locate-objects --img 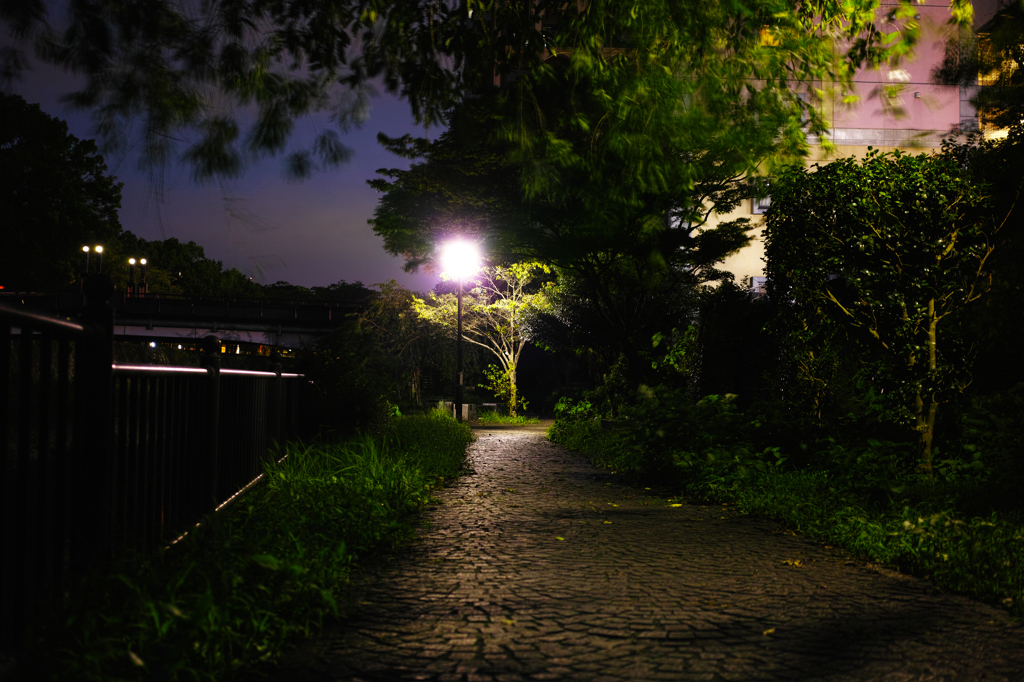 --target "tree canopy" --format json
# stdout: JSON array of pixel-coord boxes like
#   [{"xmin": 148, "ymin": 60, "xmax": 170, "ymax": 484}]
[
  {"xmin": 365, "ymin": 0, "xmax": 975, "ymax": 375},
  {"xmin": 0, "ymin": 92, "xmax": 123, "ymax": 291},
  {"xmin": 2, "ymin": 0, "xmax": 975, "ymax": 179}
]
